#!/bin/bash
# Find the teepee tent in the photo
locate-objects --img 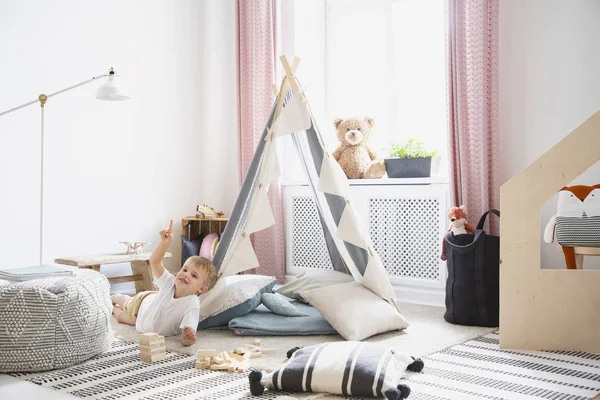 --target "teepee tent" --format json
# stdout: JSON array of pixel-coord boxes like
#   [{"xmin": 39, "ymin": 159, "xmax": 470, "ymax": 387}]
[{"xmin": 204, "ymin": 56, "xmax": 400, "ymax": 323}]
